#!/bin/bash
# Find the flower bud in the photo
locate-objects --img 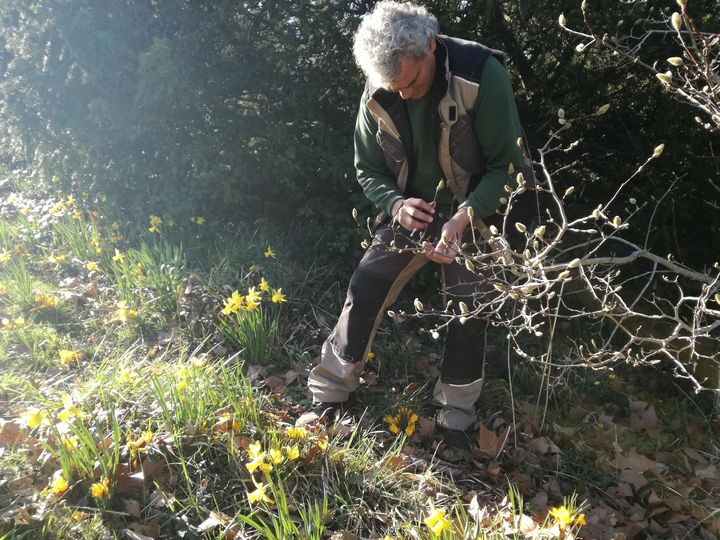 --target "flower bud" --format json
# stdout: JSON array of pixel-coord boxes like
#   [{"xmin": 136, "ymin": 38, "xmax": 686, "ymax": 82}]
[
  {"xmin": 595, "ymin": 104, "xmax": 610, "ymax": 116},
  {"xmin": 564, "ymin": 186, "xmax": 575, "ymax": 198},
  {"xmin": 629, "ymin": 197, "xmax": 637, "ymax": 205},
  {"xmin": 361, "ymin": 239, "xmax": 369, "ymax": 249},
  {"xmin": 568, "ymin": 258, "xmax": 581, "ymax": 269},
  {"xmin": 352, "ymin": 208, "xmax": 359, "ymax": 220},
  {"xmin": 504, "ymin": 184, "xmax": 513, "ymax": 193},
  {"xmin": 612, "ymin": 216, "xmax": 622, "ymax": 228},
  {"xmin": 414, "ymin": 298, "xmax": 424, "ymax": 312},
  {"xmin": 575, "ymin": 43, "xmax": 585, "ymax": 53},
  {"xmin": 516, "ymin": 172, "xmax": 525, "ymax": 186},
  {"xmin": 558, "ymin": 270, "xmax": 571, "ymax": 281},
  {"xmin": 559, "ymin": 13, "xmax": 567, "ymax": 27},
  {"xmin": 558, "ymin": 108, "xmax": 565, "ymax": 119},
  {"xmin": 656, "ymin": 71, "xmax": 672, "ymax": 85},
  {"xmin": 653, "ymin": 143, "xmax": 665, "ymax": 157},
  {"xmin": 431, "ymin": 330, "xmax": 440, "ymax": 340},
  {"xmin": 387, "ymin": 310, "xmax": 396, "ymax": 318},
  {"xmin": 465, "ymin": 259, "xmax": 475, "ymax": 272},
  {"xmin": 437, "ymin": 179, "xmax": 445, "ymax": 190},
  {"xmin": 499, "ymin": 197, "xmax": 508, "ymax": 205},
  {"xmin": 459, "ymin": 301, "xmax": 469, "ymax": 315},
  {"xmin": 581, "ymin": 0, "xmax": 588, "ymax": 11},
  {"xmin": 517, "ymin": 137, "xmax": 523, "ymax": 148},
  {"xmin": 667, "ymin": 57, "xmax": 683, "ymax": 66},
  {"xmin": 676, "ymin": 0, "xmax": 686, "ymax": 9},
  {"xmin": 671, "ymin": 12, "xmax": 682, "ymax": 31},
  {"xmin": 515, "ymin": 222, "xmax": 527, "ymax": 233},
  {"xmin": 714, "ymin": 293, "xmax": 720, "ymax": 305},
  {"xmin": 446, "ymin": 300, "xmax": 453, "ymax": 310},
  {"xmin": 592, "ymin": 207, "xmax": 602, "ymax": 219},
  {"xmin": 534, "ymin": 225, "xmax": 546, "ymax": 238},
  {"xmin": 459, "ymin": 316, "xmax": 468, "ymax": 325},
  {"xmin": 507, "ymin": 163, "xmax": 515, "ymax": 174},
  {"xmin": 489, "ymin": 225, "xmax": 499, "ymax": 235},
  {"xmin": 466, "ymin": 206, "xmax": 474, "ymax": 219}
]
